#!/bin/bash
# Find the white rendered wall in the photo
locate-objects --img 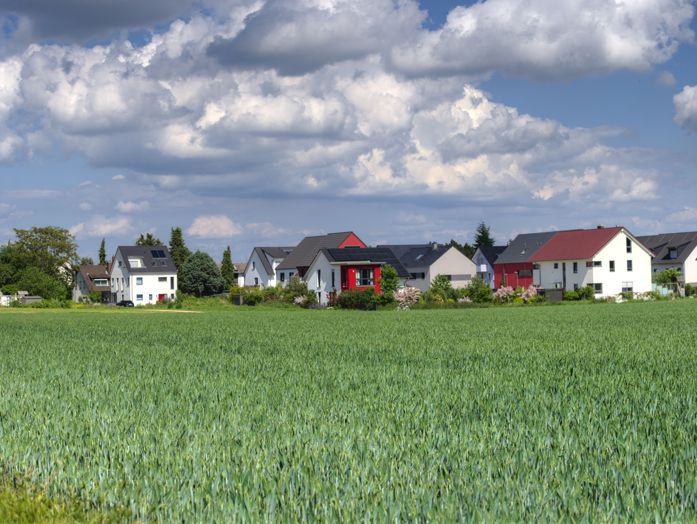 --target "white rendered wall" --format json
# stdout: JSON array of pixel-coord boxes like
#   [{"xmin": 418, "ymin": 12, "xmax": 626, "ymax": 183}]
[
  {"xmin": 426, "ymin": 247, "xmax": 476, "ymax": 289},
  {"xmin": 305, "ymin": 253, "xmax": 338, "ymax": 305}
]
